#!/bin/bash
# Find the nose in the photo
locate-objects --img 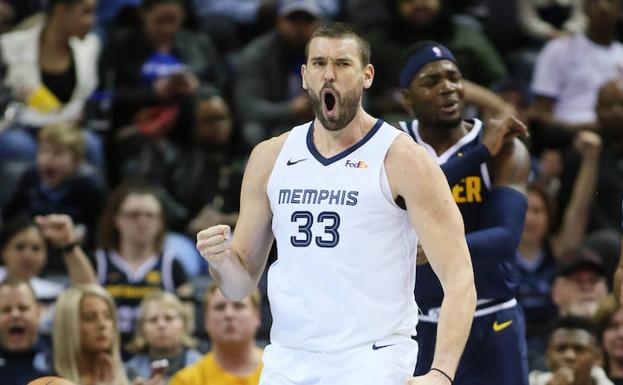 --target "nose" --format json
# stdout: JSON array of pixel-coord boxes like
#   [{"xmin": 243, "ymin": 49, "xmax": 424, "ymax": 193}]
[
  {"xmin": 223, "ymin": 304, "xmax": 236, "ymax": 318},
  {"xmin": 323, "ymin": 63, "xmax": 336, "ymax": 83},
  {"xmin": 439, "ymin": 78, "xmax": 457, "ymax": 94}
]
